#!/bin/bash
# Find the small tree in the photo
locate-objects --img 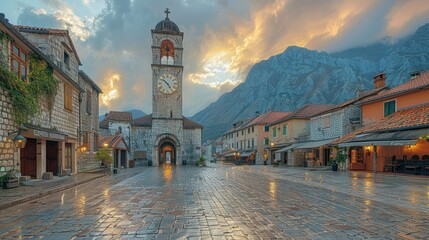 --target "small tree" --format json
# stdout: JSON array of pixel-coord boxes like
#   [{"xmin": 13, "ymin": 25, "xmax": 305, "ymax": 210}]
[
  {"xmin": 331, "ymin": 146, "xmax": 347, "ymax": 170},
  {"xmin": 96, "ymin": 148, "xmax": 113, "ymax": 167}
]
